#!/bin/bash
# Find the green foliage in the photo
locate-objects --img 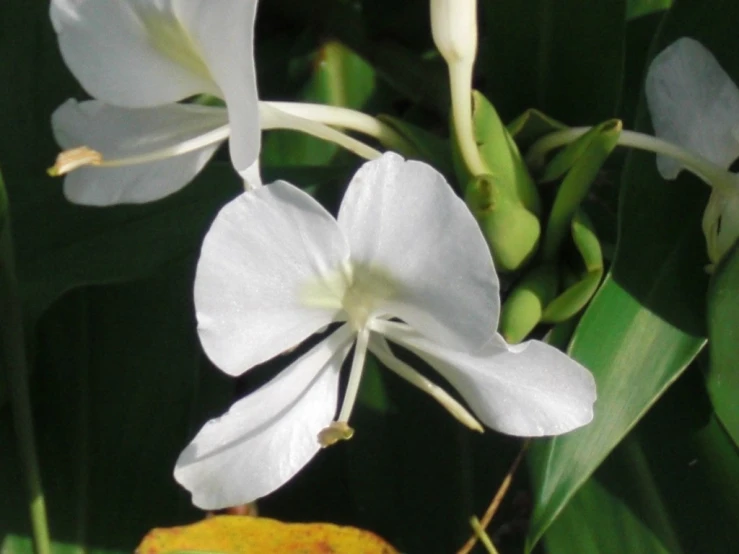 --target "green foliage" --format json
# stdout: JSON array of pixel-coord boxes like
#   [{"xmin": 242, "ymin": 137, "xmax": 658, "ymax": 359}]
[
  {"xmin": 707, "ymin": 241, "xmax": 739, "ymax": 448},
  {"xmin": 1, "ymin": 1, "xmax": 738, "ymax": 554}
]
